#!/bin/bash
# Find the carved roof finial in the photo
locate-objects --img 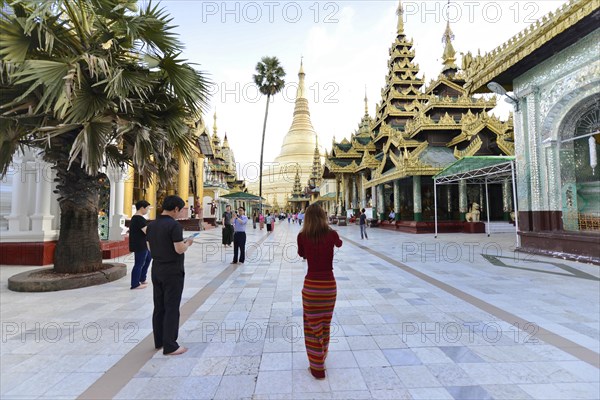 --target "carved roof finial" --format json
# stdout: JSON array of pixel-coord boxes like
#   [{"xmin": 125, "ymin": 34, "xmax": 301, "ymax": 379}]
[
  {"xmin": 396, "ymin": 0, "xmax": 405, "ymax": 35},
  {"xmin": 441, "ymin": 13, "xmax": 458, "ymax": 75},
  {"xmin": 364, "ymin": 86, "xmax": 369, "ymax": 115},
  {"xmin": 212, "ymin": 108, "xmax": 218, "ymax": 137}
]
